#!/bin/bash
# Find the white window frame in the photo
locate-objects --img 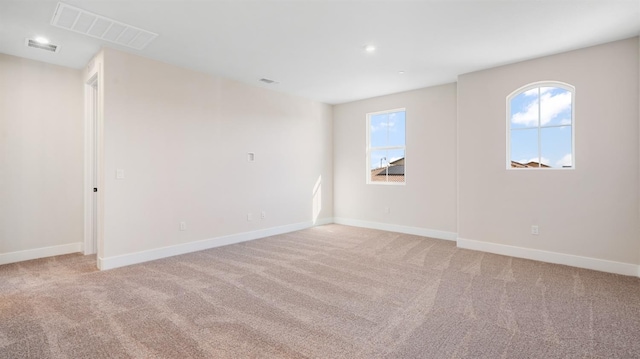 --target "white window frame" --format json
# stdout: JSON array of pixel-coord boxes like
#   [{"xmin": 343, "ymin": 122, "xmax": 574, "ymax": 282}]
[
  {"xmin": 366, "ymin": 108, "xmax": 406, "ymax": 185},
  {"xmin": 506, "ymin": 81, "xmax": 575, "ymax": 170}
]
